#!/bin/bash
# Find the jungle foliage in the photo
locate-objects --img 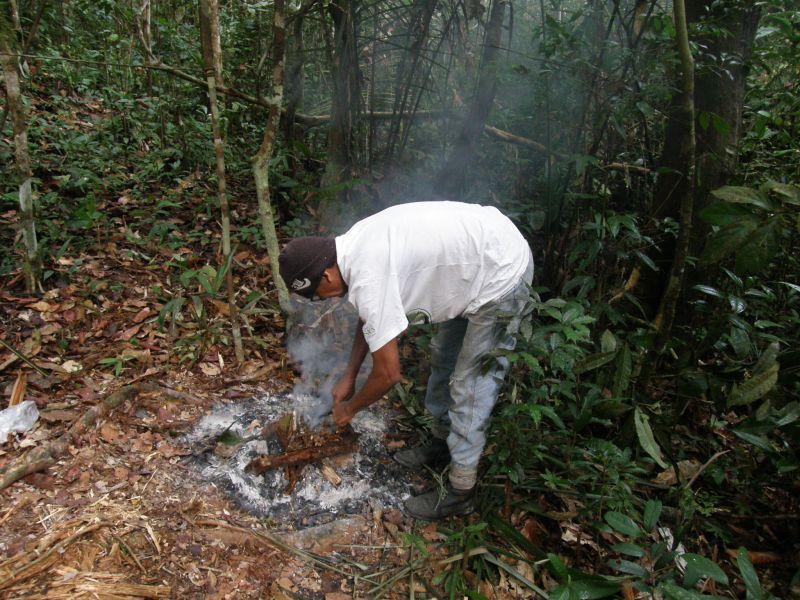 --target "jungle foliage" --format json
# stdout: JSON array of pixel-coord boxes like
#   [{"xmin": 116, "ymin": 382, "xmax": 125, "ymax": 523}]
[{"xmin": 1, "ymin": 0, "xmax": 799, "ymax": 596}]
